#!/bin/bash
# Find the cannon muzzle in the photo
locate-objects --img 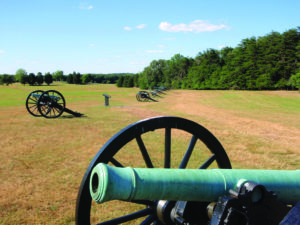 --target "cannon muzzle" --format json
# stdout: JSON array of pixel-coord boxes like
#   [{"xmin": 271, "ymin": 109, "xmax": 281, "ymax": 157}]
[{"xmin": 90, "ymin": 163, "xmax": 300, "ymax": 205}]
